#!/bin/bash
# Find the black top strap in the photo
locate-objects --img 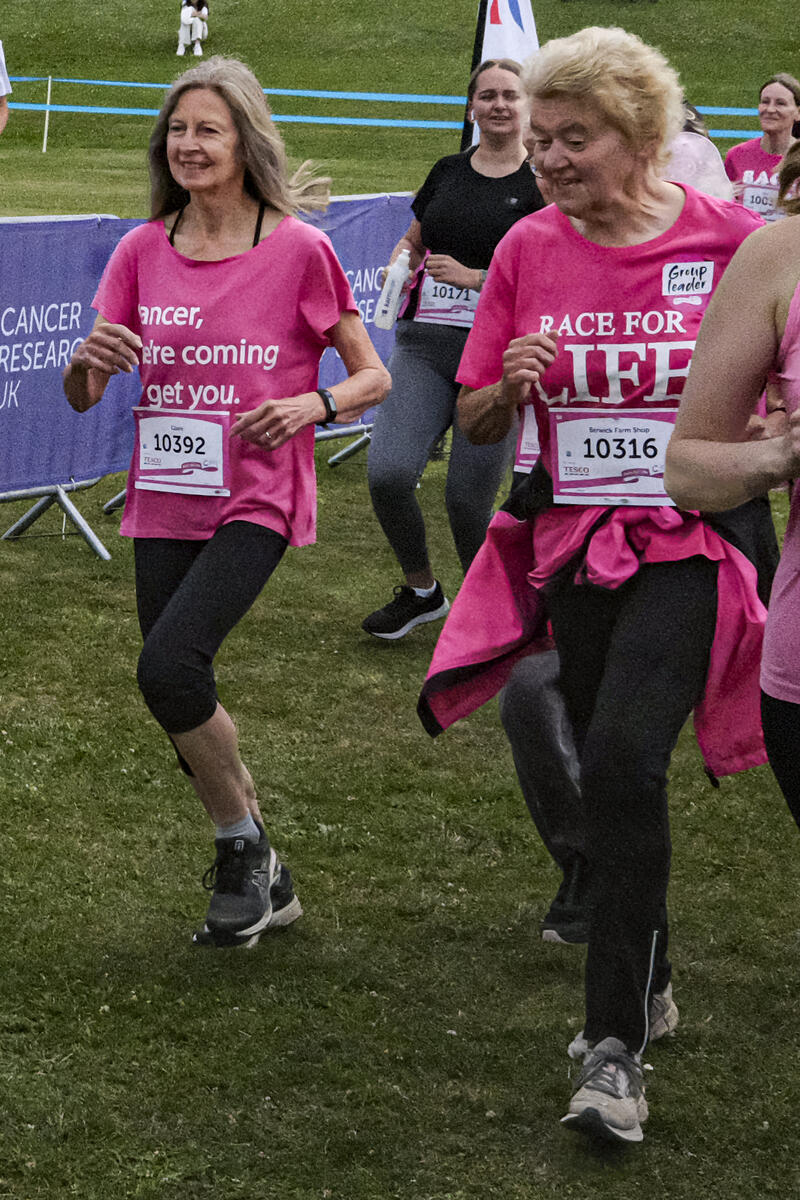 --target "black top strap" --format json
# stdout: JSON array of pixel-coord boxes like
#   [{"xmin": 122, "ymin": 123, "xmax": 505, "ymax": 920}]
[
  {"xmin": 252, "ymin": 200, "xmax": 266, "ymax": 247},
  {"xmin": 168, "ymin": 200, "xmax": 266, "ymax": 248},
  {"xmin": 168, "ymin": 204, "xmax": 187, "ymax": 246}
]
